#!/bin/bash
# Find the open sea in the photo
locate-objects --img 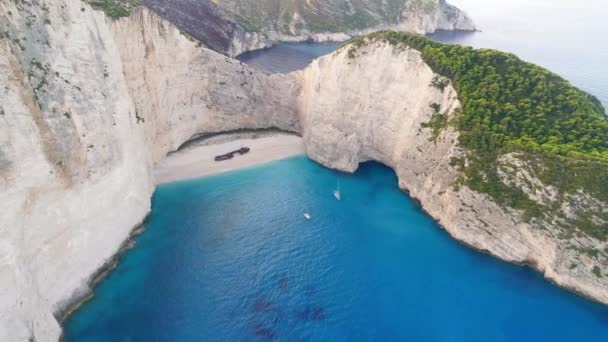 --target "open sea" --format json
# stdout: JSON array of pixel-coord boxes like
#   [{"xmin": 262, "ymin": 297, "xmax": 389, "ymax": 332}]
[{"xmin": 64, "ymin": 0, "xmax": 608, "ymax": 340}]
